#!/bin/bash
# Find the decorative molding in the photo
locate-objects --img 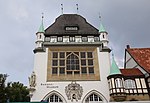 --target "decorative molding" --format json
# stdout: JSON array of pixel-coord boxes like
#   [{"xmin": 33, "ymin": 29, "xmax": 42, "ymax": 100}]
[{"xmin": 65, "ymin": 81, "xmax": 83, "ymax": 102}]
